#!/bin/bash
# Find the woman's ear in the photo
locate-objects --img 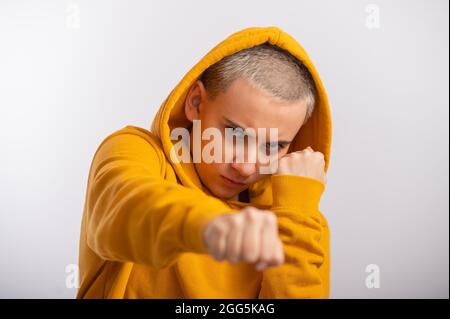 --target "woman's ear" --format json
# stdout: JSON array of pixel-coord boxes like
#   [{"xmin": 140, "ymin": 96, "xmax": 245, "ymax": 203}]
[{"xmin": 185, "ymin": 80, "xmax": 207, "ymax": 122}]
